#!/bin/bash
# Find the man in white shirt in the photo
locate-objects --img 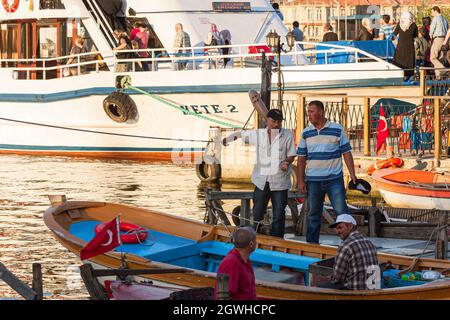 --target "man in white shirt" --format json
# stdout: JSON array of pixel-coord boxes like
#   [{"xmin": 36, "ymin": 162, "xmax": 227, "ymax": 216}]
[{"xmin": 223, "ymin": 106, "xmax": 297, "ymax": 238}]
